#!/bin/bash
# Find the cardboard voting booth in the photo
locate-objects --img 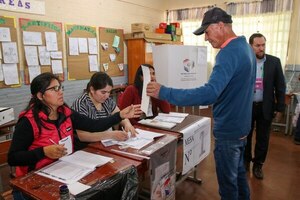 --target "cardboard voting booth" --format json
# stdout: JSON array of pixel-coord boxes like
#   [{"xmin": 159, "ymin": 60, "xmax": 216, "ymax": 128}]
[{"xmin": 153, "ymin": 45, "xmax": 207, "ymax": 89}]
